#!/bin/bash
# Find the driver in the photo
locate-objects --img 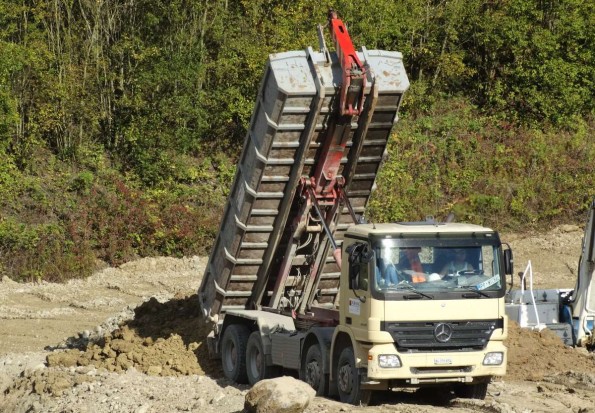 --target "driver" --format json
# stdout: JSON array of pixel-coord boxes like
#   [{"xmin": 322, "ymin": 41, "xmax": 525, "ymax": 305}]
[
  {"xmin": 400, "ymin": 247, "xmax": 426, "ymax": 283},
  {"xmin": 376, "ymin": 254, "xmax": 399, "ymax": 287},
  {"xmin": 440, "ymin": 248, "xmax": 474, "ymax": 276}
]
